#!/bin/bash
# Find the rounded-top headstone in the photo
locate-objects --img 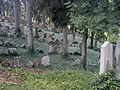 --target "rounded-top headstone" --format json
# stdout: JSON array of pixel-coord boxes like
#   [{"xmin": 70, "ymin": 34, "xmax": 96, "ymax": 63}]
[{"xmin": 41, "ymin": 56, "xmax": 50, "ymax": 66}]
